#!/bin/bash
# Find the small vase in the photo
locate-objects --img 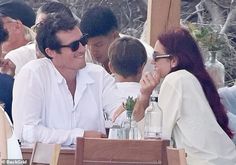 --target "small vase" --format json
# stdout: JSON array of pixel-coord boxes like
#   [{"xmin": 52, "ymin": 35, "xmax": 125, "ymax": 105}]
[
  {"xmin": 121, "ymin": 111, "xmax": 141, "ymax": 140},
  {"xmin": 205, "ymin": 51, "xmax": 225, "ymax": 89}
]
